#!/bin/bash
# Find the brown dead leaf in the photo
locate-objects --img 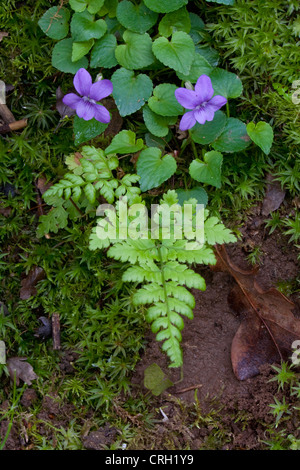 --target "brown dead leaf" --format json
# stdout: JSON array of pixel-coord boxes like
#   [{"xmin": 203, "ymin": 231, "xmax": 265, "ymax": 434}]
[
  {"xmin": 261, "ymin": 173, "xmax": 285, "ymax": 216},
  {"xmin": 36, "ymin": 175, "xmax": 52, "ymax": 195},
  {"xmin": 20, "ymin": 266, "xmax": 46, "ymax": 300},
  {"xmin": 129, "ymin": 152, "xmax": 140, "ymax": 165},
  {"xmin": 74, "ymin": 152, "xmax": 83, "ymax": 166},
  {"xmin": 214, "ymin": 245, "xmax": 300, "ymax": 380},
  {"xmin": 102, "ymin": 97, "xmax": 123, "ymax": 137},
  {"xmin": 7, "ymin": 357, "xmax": 38, "ymax": 385},
  {"xmin": 56, "ymin": 86, "xmax": 76, "ymax": 118},
  {"xmin": 0, "ymin": 204, "xmax": 12, "ymax": 217}
]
